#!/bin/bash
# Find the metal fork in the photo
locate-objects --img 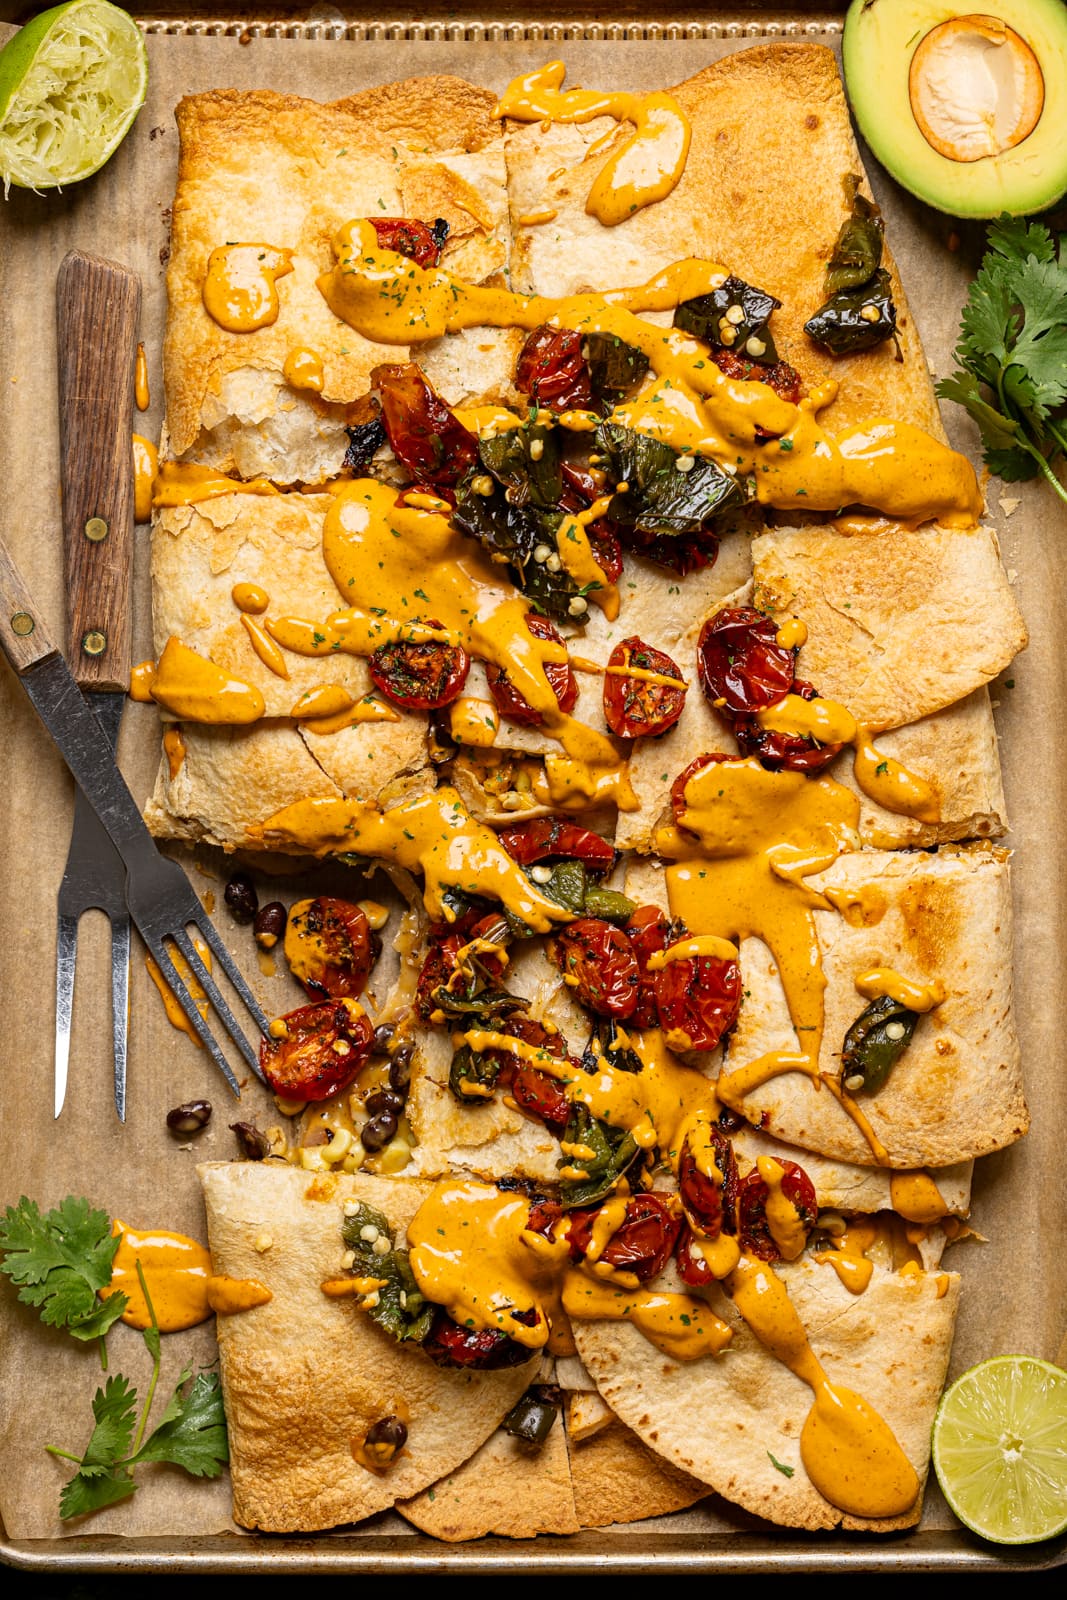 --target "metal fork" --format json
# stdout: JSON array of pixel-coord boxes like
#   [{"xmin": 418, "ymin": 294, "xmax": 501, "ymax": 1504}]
[{"xmin": 0, "ymin": 536, "xmax": 271, "ymax": 1096}]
